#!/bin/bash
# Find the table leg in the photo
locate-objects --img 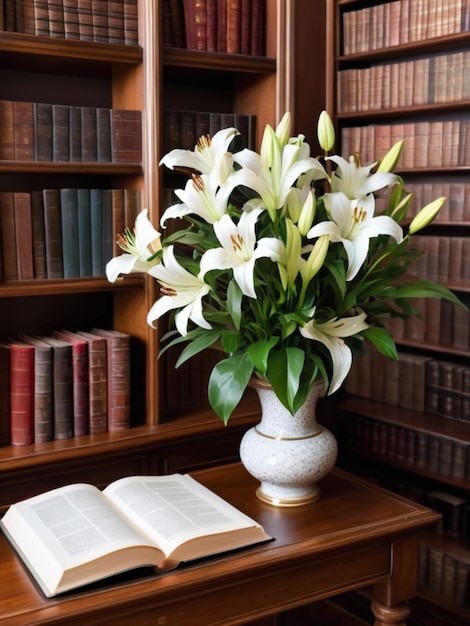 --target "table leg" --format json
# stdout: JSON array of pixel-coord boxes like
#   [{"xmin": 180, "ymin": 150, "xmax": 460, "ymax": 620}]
[{"xmin": 371, "ymin": 599, "xmax": 410, "ymax": 626}]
